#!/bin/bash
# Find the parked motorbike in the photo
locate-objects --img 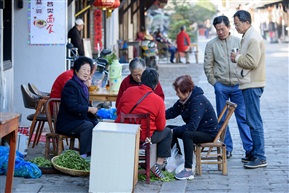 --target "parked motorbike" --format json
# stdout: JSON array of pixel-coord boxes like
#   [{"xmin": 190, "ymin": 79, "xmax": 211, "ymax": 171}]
[
  {"xmin": 140, "ymin": 35, "xmax": 158, "ymax": 70},
  {"xmin": 93, "ymin": 49, "xmax": 112, "ymax": 88}
]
